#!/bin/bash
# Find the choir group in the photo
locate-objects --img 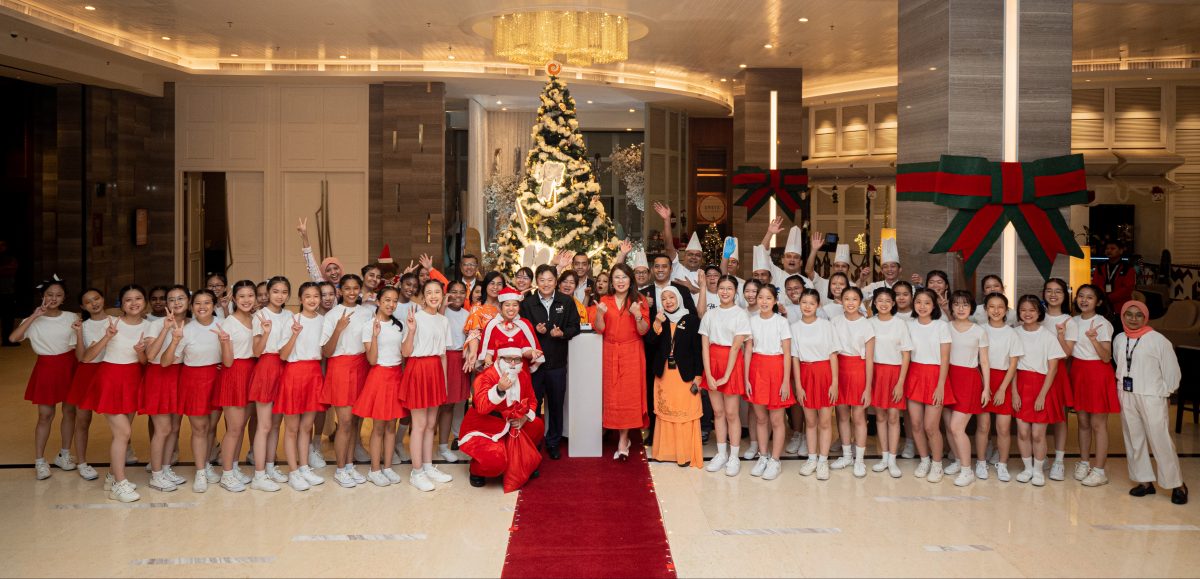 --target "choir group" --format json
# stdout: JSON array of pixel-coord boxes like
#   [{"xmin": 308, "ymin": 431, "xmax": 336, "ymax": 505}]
[{"xmin": 13, "ymin": 206, "xmax": 1188, "ymax": 506}]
